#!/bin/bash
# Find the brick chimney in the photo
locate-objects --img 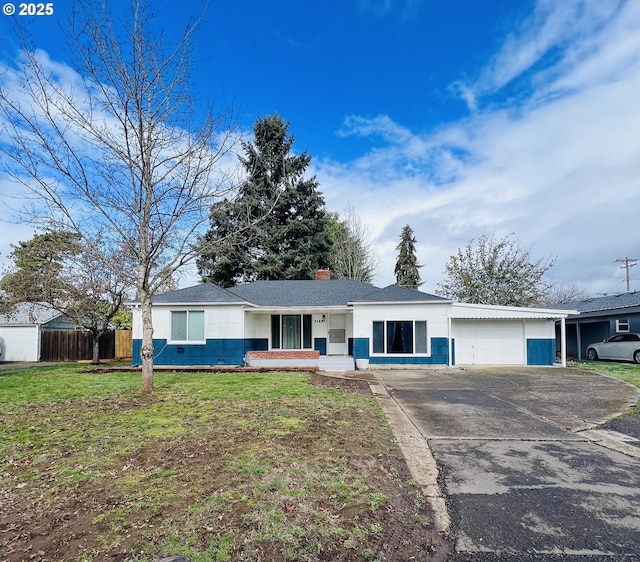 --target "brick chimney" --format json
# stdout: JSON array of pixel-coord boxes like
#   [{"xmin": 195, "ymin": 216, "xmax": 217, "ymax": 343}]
[{"xmin": 315, "ymin": 269, "xmax": 331, "ymax": 280}]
